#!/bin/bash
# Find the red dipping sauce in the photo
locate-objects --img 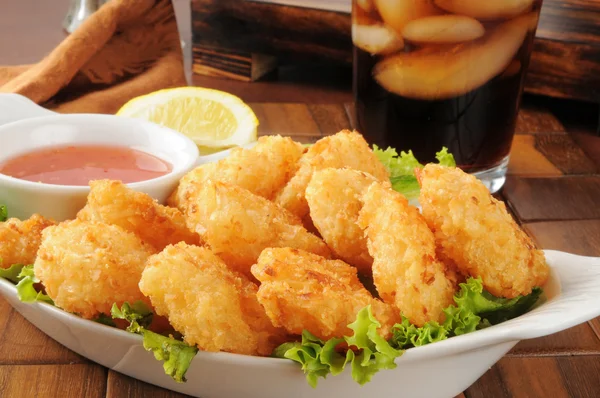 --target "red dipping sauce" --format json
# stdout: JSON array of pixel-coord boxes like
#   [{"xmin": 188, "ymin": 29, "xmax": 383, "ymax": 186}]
[{"xmin": 0, "ymin": 145, "xmax": 172, "ymax": 186}]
